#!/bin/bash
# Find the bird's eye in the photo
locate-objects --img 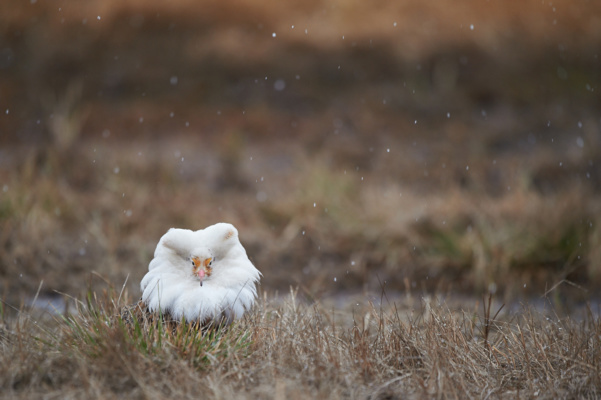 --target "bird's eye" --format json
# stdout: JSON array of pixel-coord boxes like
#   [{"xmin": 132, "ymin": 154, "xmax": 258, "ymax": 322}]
[{"xmin": 191, "ymin": 260, "xmax": 195, "ymax": 266}]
